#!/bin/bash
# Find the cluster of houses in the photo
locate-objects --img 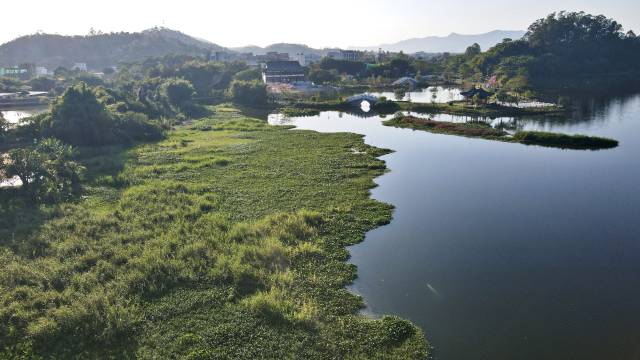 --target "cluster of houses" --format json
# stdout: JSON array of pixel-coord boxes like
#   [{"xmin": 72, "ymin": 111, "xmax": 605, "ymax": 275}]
[
  {"xmin": 0, "ymin": 62, "xmax": 92, "ymax": 80},
  {"xmin": 211, "ymin": 49, "xmax": 363, "ymax": 68},
  {"xmin": 1, "ymin": 48, "xmax": 453, "ymax": 91},
  {"xmin": 0, "ymin": 64, "xmax": 49, "ymax": 80}
]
